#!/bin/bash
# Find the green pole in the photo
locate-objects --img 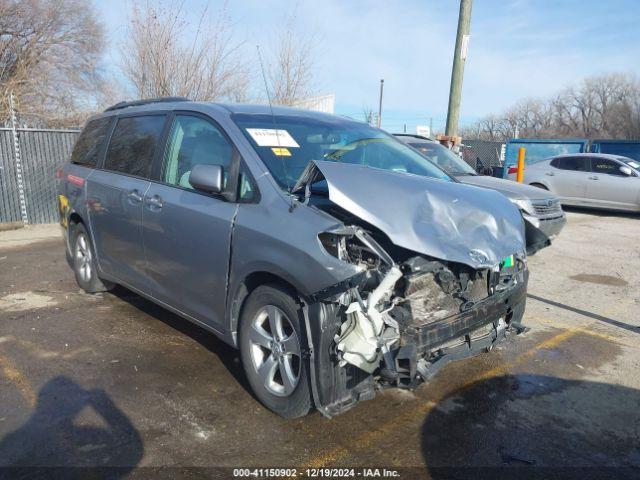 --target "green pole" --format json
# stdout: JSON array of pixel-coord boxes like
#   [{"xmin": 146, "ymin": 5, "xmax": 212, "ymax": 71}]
[{"xmin": 445, "ymin": 0, "xmax": 473, "ymax": 137}]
